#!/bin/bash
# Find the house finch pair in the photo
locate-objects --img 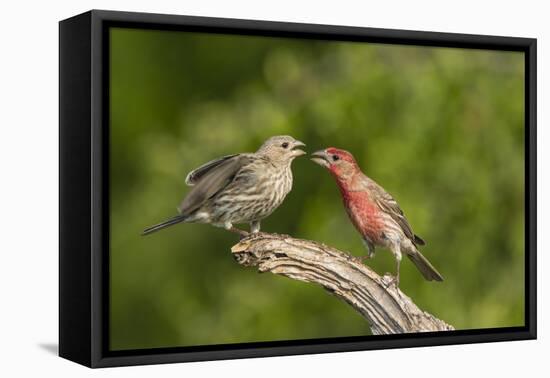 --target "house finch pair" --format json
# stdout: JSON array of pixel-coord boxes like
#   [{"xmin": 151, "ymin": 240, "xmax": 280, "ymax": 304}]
[{"xmin": 143, "ymin": 136, "xmax": 442, "ymax": 285}]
